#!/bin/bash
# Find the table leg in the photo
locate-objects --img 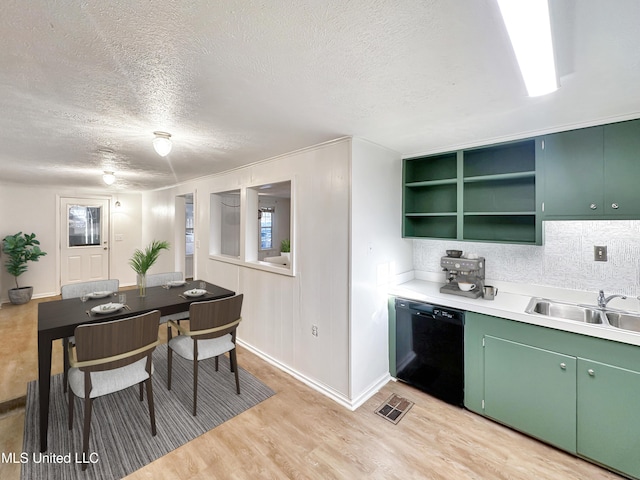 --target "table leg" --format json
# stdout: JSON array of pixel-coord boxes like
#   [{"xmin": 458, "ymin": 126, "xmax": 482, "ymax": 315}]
[{"xmin": 38, "ymin": 333, "xmax": 52, "ymax": 452}]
